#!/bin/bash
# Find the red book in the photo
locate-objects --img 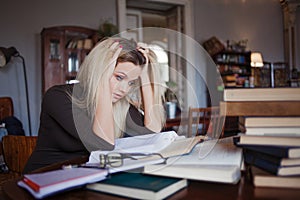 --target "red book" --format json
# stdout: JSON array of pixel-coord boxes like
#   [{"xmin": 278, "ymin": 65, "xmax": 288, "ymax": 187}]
[{"xmin": 18, "ymin": 168, "xmax": 108, "ymax": 199}]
